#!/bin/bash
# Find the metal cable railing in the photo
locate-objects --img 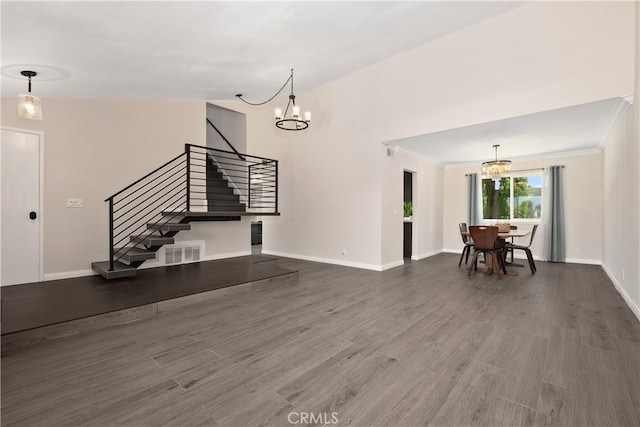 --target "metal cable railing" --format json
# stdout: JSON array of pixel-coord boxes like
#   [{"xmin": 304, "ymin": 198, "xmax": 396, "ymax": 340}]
[
  {"xmin": 105, "ymin": 153, "xmax": 188, "ymax": 271},
  {"xmin": 186, "ymin": 144, "xmax": 278, "ymax": 214},
  {"xmin": 104, "ymin": 144, "xmax": 278, "ymax": 272}
]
